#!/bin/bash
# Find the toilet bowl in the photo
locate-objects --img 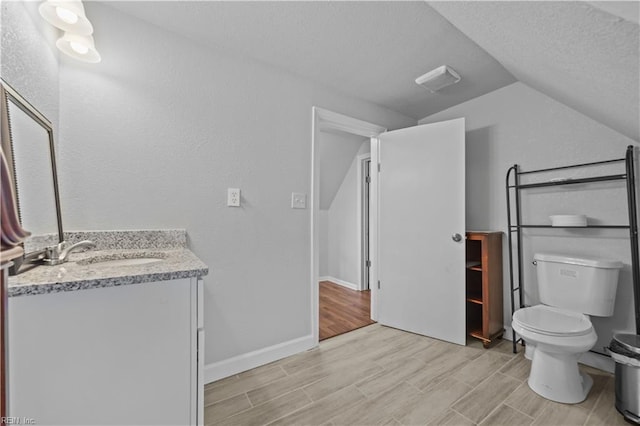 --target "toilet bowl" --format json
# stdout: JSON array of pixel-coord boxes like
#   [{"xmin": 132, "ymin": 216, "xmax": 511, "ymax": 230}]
[
  {"xmin": 512, "ymin": 253, "xmax": 622, "ymax": 404},
  {"xmin": 512, "ymin": 305, "xmax": 597, "ymax": 403}
]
